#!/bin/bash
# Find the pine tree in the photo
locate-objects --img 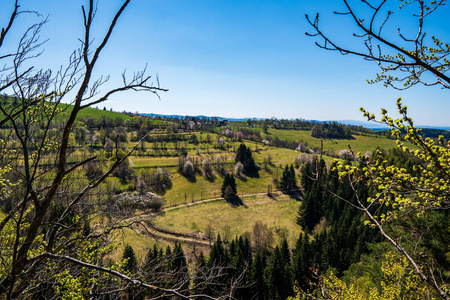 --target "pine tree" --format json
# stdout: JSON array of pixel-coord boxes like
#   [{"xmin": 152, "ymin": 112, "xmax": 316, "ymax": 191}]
[
  {"xmin": 280, "ymin": 165, "xmax": 290, "ymax": 190},
  {"xmin": 281, "ymin": 239, "xmax": 291, "ymax": 267},
  {"xmin": 122, "ymin": 244, "xmax": 137, "ymax": 273},
  {"xmin": 221, "ymin": 174, "xmax": 237, "ymax": 200},
  {"xmin": 289, "ymin": 164, "xmax": 297, "ymax": 189},
  {"xmin": 264, "ymin": 246, "xmax": 293, "ymax": 299},
  {"xmin": 297, "ymin": 180, "xmax": 324, "ymax": 232},
  {"xmin": 235, "ymin": 143, "xmax": 257, "ymax": 174},
  {"xmin": 251, "ymin": 251, "xmax": 268, "ymax": 300}
]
